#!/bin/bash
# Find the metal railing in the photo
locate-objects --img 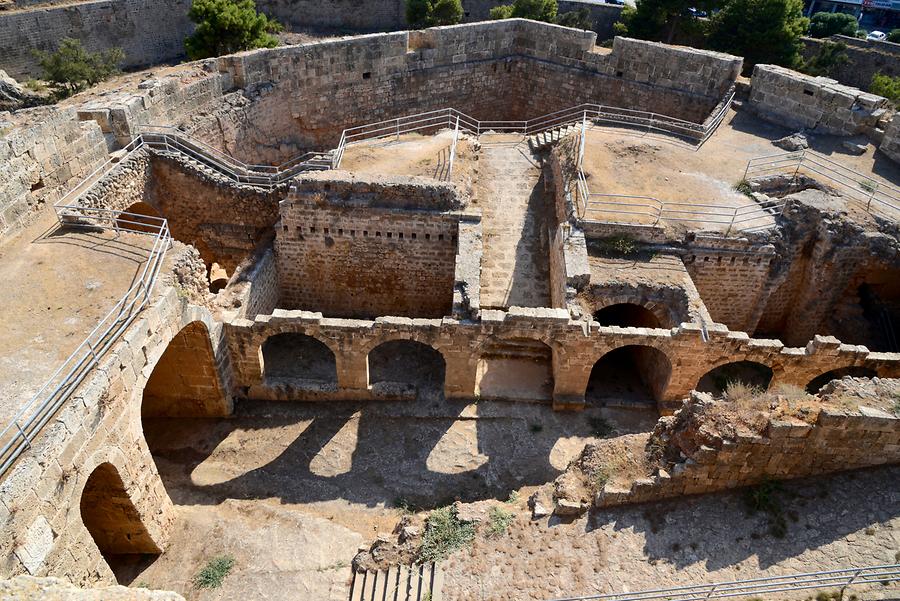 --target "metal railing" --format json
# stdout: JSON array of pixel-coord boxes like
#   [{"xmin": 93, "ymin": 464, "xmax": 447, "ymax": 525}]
[
  {"xmin": 139, "ymin": 125, "xmax": 332, "ymax": 187},
  {"xmin": 329, "ymin": 98, "xmax": 732, "ymax": 171},
  {"xmin": 0, "ymin": 206, "xmax": 171, "ymax": 477},
  {"xmin": 547, "ymin": 563, "xmax": 900, "ymax": 601},
  {"xmin": 744, "ymin": 149, "xmax": 900, "ymax": 221}
]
